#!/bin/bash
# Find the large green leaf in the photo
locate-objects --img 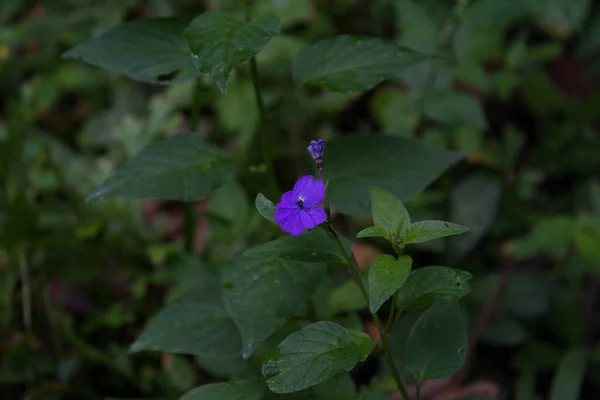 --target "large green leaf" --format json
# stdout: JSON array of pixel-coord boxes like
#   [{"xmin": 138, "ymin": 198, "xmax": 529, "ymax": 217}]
[
  {"xmin": 180, "ymin": 379, "xmax": 265, "ymax": 400},
  {"xmin": 293, "ymin": 35, "xmax": 424, "ymax": 93},
  {"xmin": 396, "ymin": 267, "xmax": 473, "ymax": 310},
  {"xmin": 242, "ymin": 229, "xmax": 351, "ymax": 264},
  {"xmin": 405, "ymin": 301, "xmax": 468, "ymax": 383},
  {"xmin": 129, "ymin": 285, "xmax": 242, "ymax": 357},
  {"xmin": 403, "ymin": 221, "xmax": 469, "ymax": 244},
  {"xmin": 262, "ymin": 321, "xmax": 375, "ymax": 393},
  {"xmin": 324, "ymin": 135, "xmax": 461, "ymax": 214},
  {"xmin": 222, "ymin": 255, "xmax": 326, "ymax": 358},
  {"xmin": 63, "ymin": 18, "xmax": 199, "ymax": 85},
  {"xmin": 88, "ymin": 132, "xmax": 234, "ymax": 201},
  {"xmin": 183, "ymin": 11, "xmax": 280, "ymax": 93},
  {"xmin": 368, "ymin": 255, "xmax": 412, "ymax": 313},
  {"xmin": 549, "ymin": 348, "xmax": 588, "ymax": 400}
]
